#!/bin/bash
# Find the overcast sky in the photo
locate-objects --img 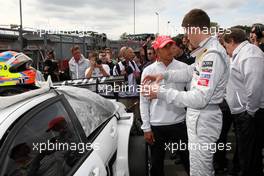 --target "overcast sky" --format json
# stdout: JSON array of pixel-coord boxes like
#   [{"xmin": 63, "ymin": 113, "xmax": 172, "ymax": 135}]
[{"xmin": 1, "ymin": 0, "xmax": 264, "ymax": 40}]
